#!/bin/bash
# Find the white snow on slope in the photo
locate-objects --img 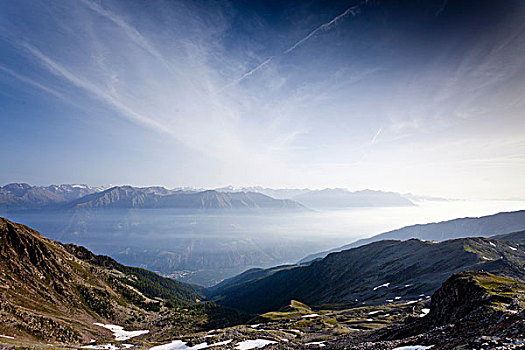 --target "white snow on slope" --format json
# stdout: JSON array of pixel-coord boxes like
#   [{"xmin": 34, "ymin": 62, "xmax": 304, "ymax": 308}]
[
  {"xmin": 419, "ymin": 308, "xmax": 430, "ymax": 317},
  {"xmin": 149, "ymin": 341, "xmax": 189, "ymax": 350},
  {"xmin": 306, "ymin": 341, "xmax": 326, "ymax": 347},
  {"xmin": 82, "ymin": 345, "xmax": 120, "ymax": 350},
  {"xmin": 235, "ymin": 339, "xmax": 277, "ymax": 349},
  {"xmin": 302, "ymin": 313, "xmax": 320, "ymax": 318},
  {"xmin": 93, "ymin": 323, "xmax": 149, "ymax": 341},
  {"xmin": 373, "ymin": 283, "xmax": 390, "ymax": 290},
  {"xmin": 149, "ymin": 340, "xmax": 233, "ymax": 350}
]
